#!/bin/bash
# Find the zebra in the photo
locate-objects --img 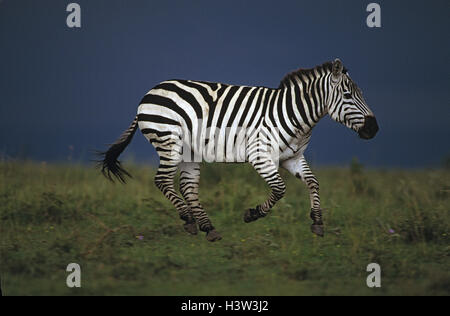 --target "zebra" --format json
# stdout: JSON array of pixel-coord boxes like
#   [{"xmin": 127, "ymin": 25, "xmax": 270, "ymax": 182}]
[{"xmin": 98, "ymin": 58, "xmax": 378, "ymax": 242}]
